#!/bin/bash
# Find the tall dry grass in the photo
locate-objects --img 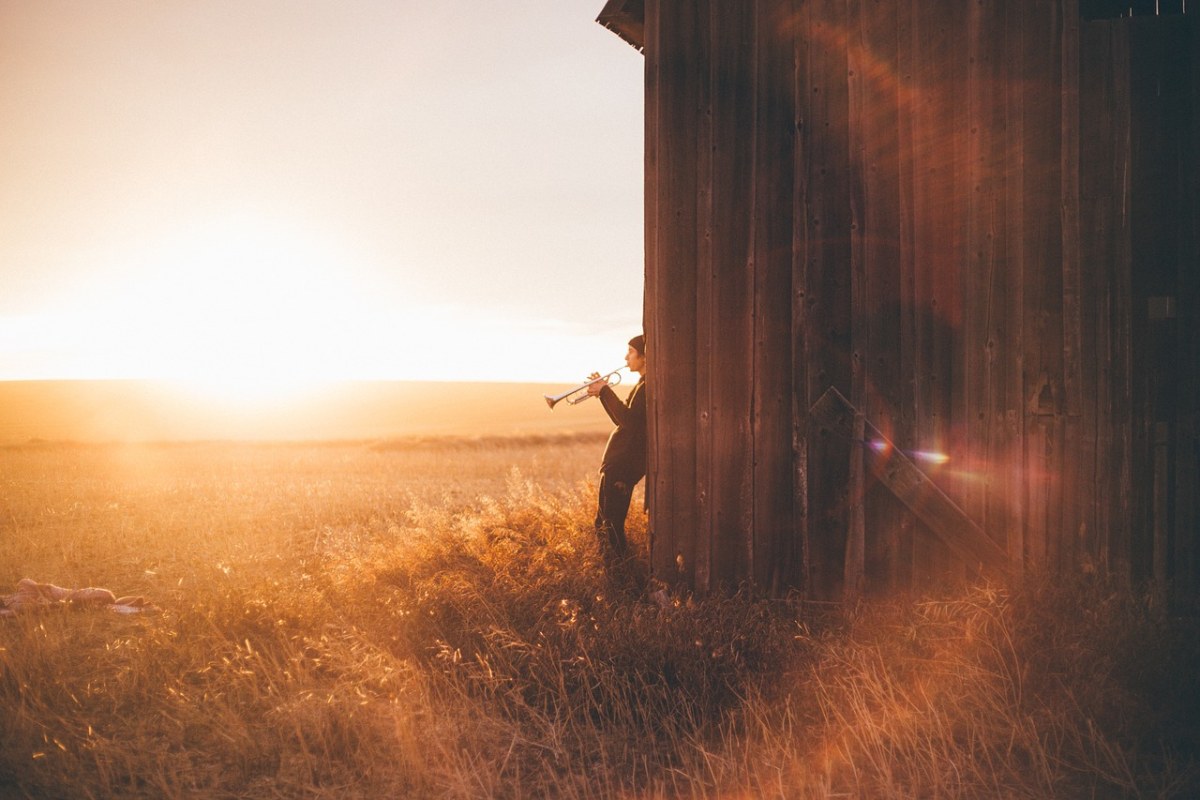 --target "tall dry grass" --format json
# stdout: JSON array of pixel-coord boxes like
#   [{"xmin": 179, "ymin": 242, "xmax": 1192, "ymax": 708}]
[
  {"xmin": 1, "ymin": 437, "xmax": 1197, "ymax": 798},
  {"xmin": 801, "ymin": 579, "xmax": 1200, "ymax": 798}
]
